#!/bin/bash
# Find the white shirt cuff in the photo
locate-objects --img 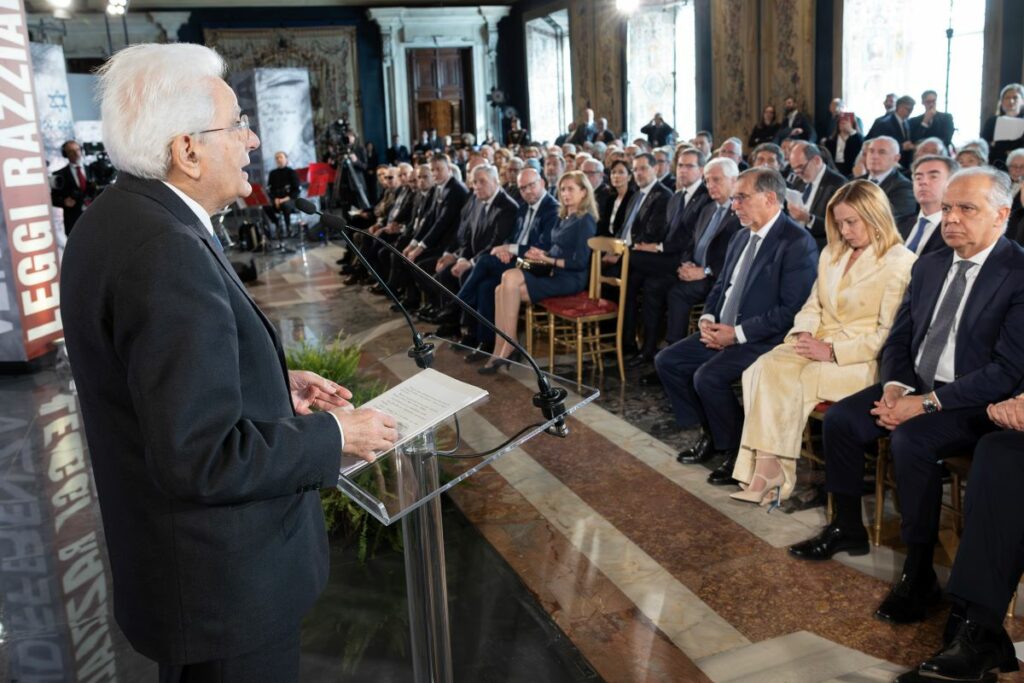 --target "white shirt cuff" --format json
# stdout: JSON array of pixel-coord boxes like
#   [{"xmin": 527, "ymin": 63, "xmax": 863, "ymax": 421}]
[
  {"xmin": 655, "ymin": 243, "xmax": 664, "ymax": 253},
  {"xmin": 734, "ymin": 325, "xmax": 746, "ymax": 344},
  {"xmin": 883, "ymin": 381, "xmax": 915, "ymax": 396},
  {"xmin": 699, "ymin": 313, "xmax": 715, "ymax": 325},
  {"xmin": 328, "ymin": 411, "xmax": 346, "ymax": 452}
]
